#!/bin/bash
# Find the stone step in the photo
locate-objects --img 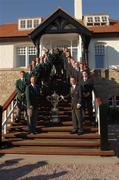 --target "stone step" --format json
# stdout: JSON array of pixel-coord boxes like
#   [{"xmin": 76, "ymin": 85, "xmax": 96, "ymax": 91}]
[
  {"xmin": 8, "ymin": 126, "xmax": 98, "ymax": 133},
  {"xmin": 0, "ymin": 146, "xmax": 114, "ymax": 156},
  {"xmin": 3, "ymin": 132, "xmax": 100, "ymax": 139},
  {"xmin": 5, "ymin": 139, "xmax": 100, "ymax": 147}
]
